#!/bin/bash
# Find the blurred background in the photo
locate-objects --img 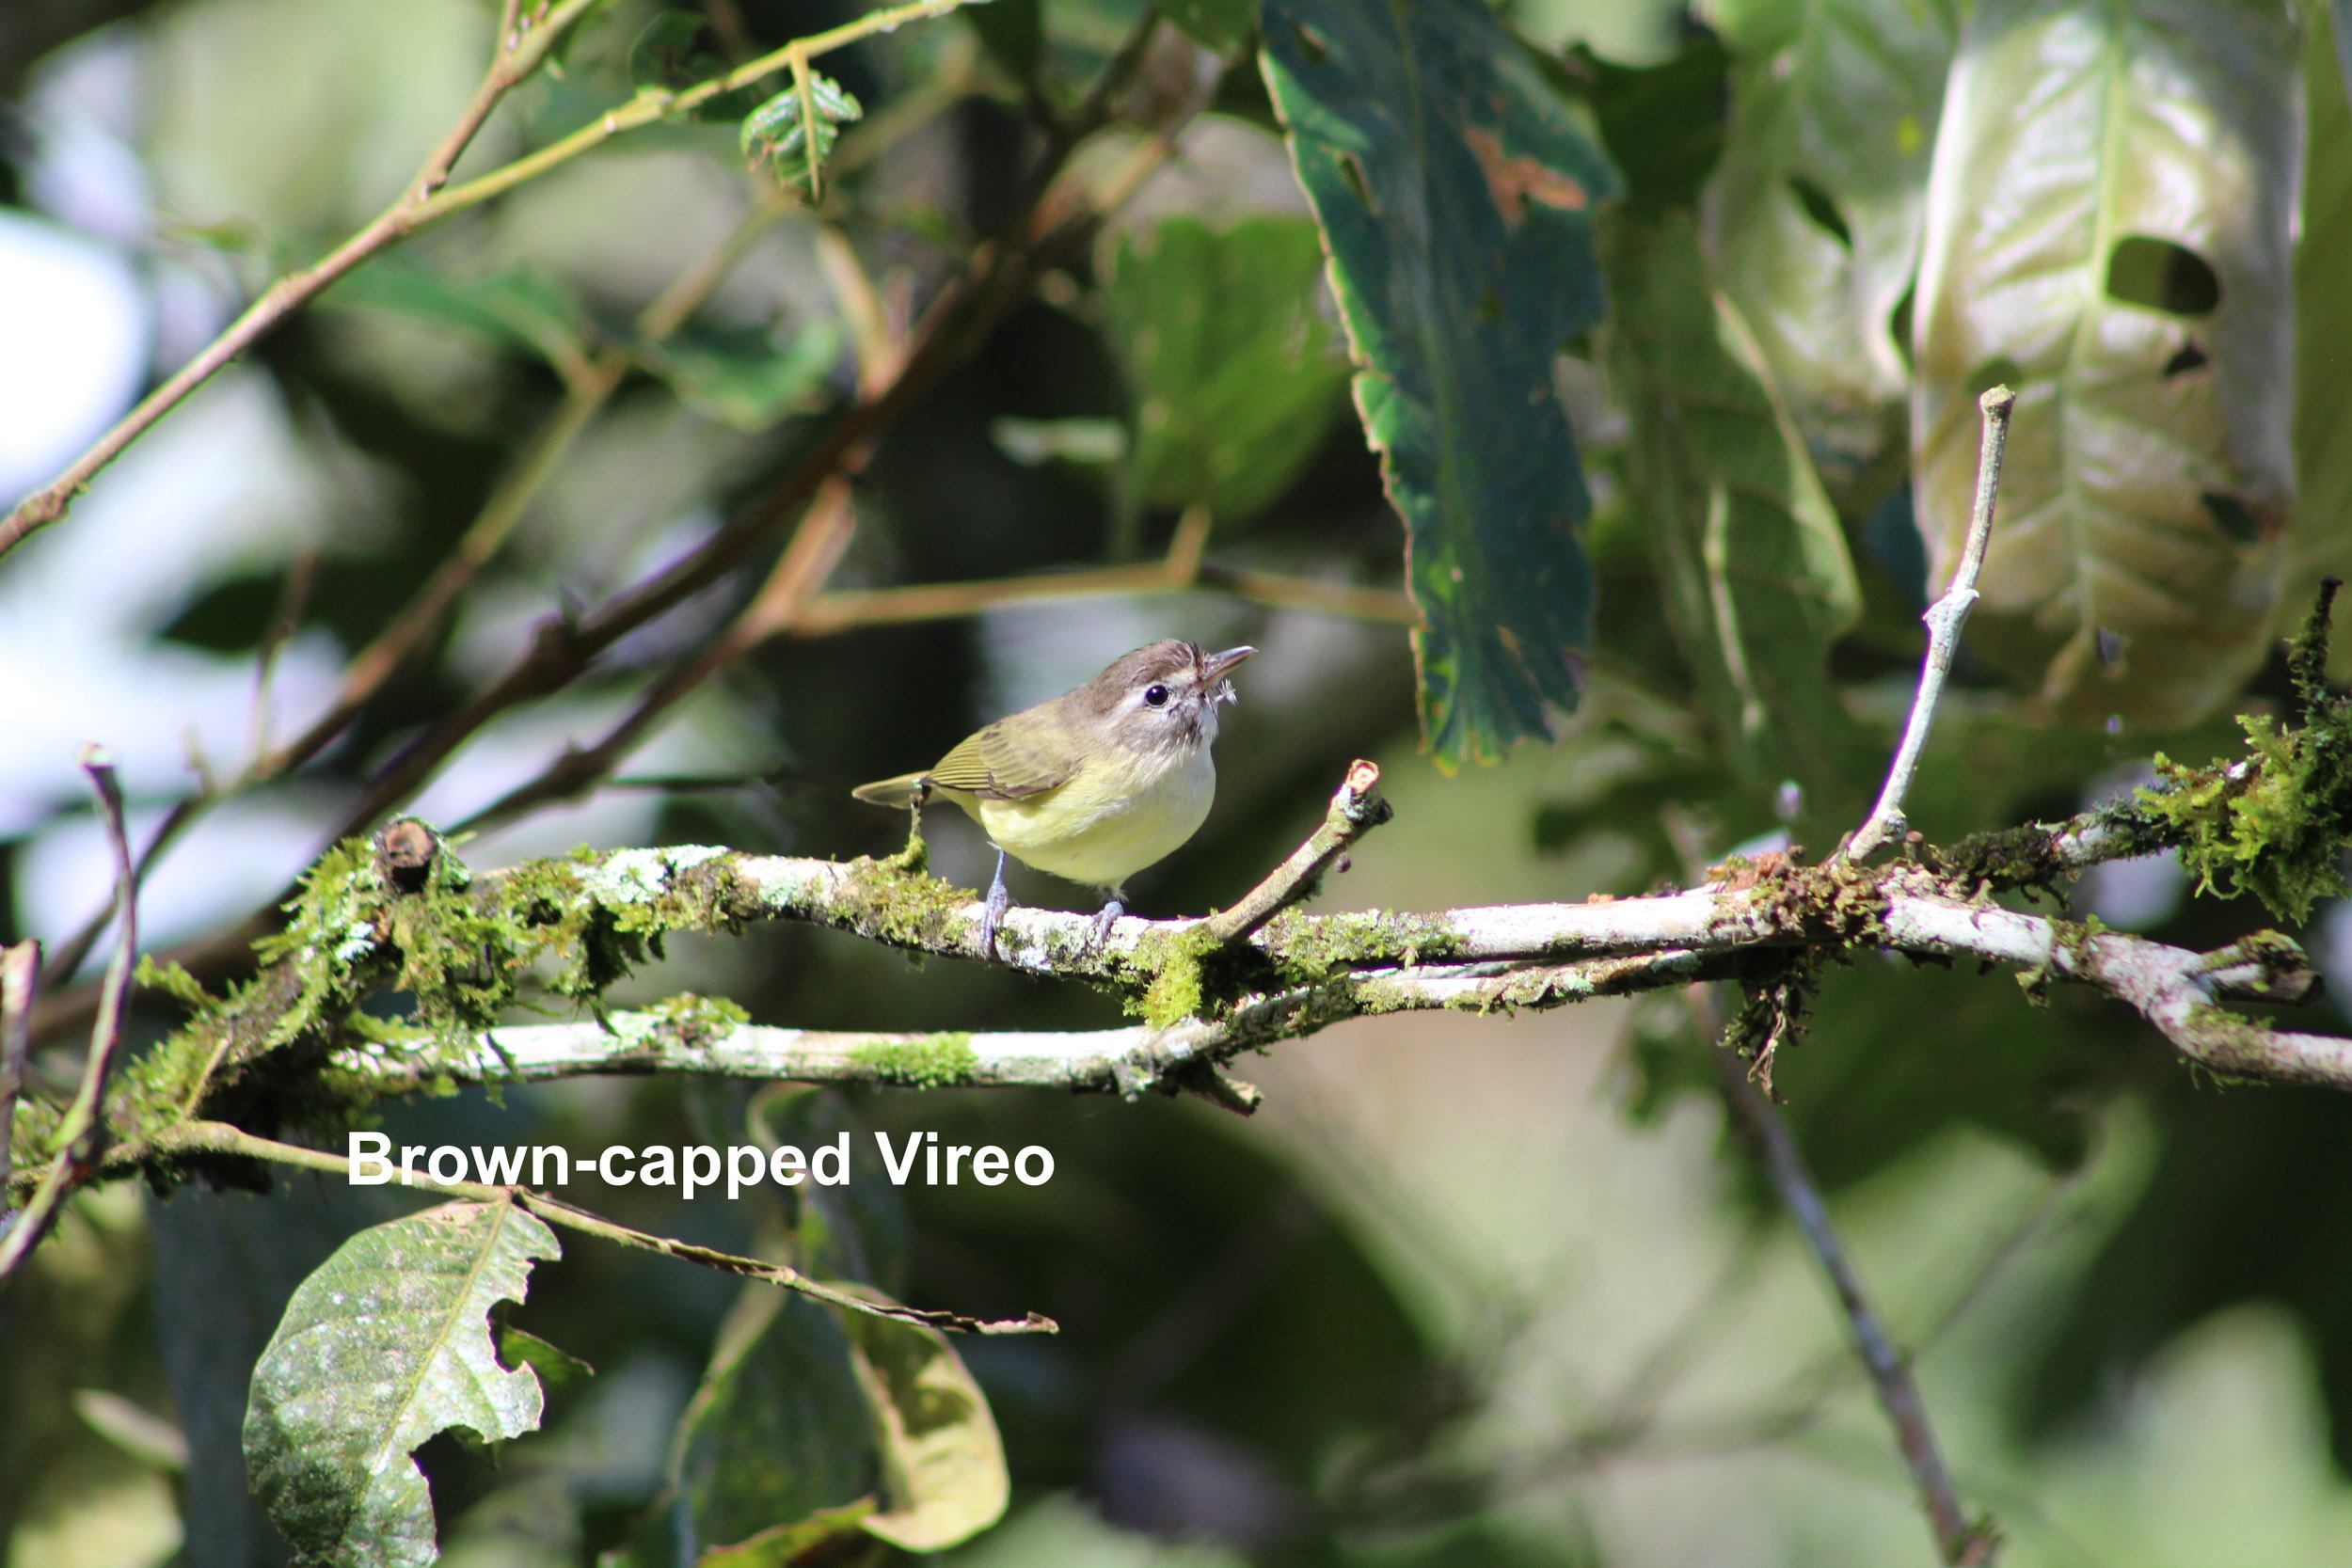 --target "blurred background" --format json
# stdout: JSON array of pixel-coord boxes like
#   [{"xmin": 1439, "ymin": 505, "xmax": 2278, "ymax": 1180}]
[{"xmin": 8, "ymin": 0, "xmax": 2352, "ymax": 1563}]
